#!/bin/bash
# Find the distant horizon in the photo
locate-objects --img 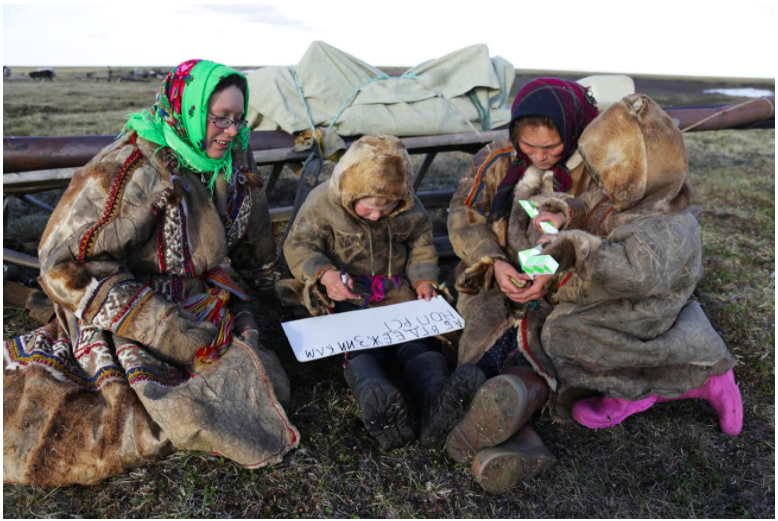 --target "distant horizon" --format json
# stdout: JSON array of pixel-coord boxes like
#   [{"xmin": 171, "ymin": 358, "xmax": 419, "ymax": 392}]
[
  {"xmin": 4, "ymin": 4, "xmax": 775, "ymax": 80},
  {"xmin": 4, "ymin": 65, "xmax": 775, "ymax": 83}
]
